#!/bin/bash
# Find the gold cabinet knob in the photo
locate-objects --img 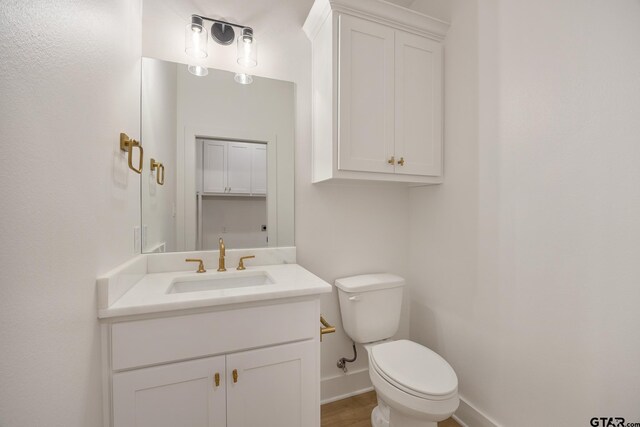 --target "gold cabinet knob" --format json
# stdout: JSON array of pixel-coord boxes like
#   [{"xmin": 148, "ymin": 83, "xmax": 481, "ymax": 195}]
[
  {"xmin": 232, "ymin": 369, "xmax": 238, "ymax": 383},
  {"xmin": 214, "ymin": 372, "xmax": 220, "ymax": 387},
  {"xmin": 397, "ymin": 157, "xmax": 405, "ymax": 166},
  {"xmin": 387, "ymin": 156, "xmax": 395, "ymax": 164}
]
